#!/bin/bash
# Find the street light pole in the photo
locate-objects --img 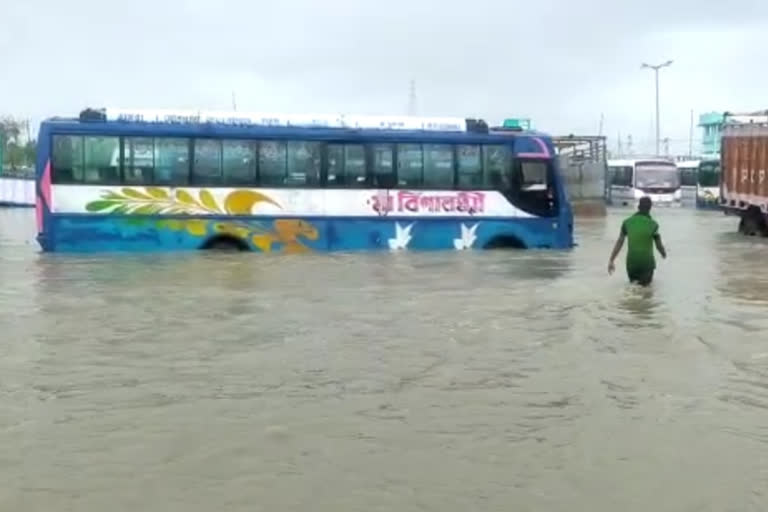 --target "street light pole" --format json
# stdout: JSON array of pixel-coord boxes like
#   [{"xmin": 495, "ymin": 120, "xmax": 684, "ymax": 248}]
[{"xmin": 641, "ymin": 60, "xmax": 673, "ymax": 156}]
